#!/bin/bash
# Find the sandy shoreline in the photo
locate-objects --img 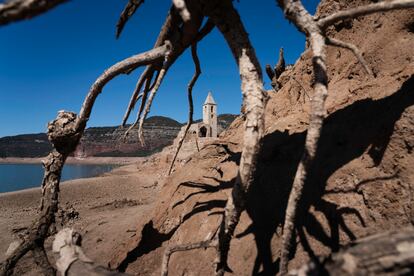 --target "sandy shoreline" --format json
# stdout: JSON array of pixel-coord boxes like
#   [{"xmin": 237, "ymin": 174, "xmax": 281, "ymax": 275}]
[
  {"xmin": 0, "ymin": 156, "xmax": 164, "ymax": 274},
  {"xmin": 0, "ymin": 156, "xmax": 146, "ymax": 165}
]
